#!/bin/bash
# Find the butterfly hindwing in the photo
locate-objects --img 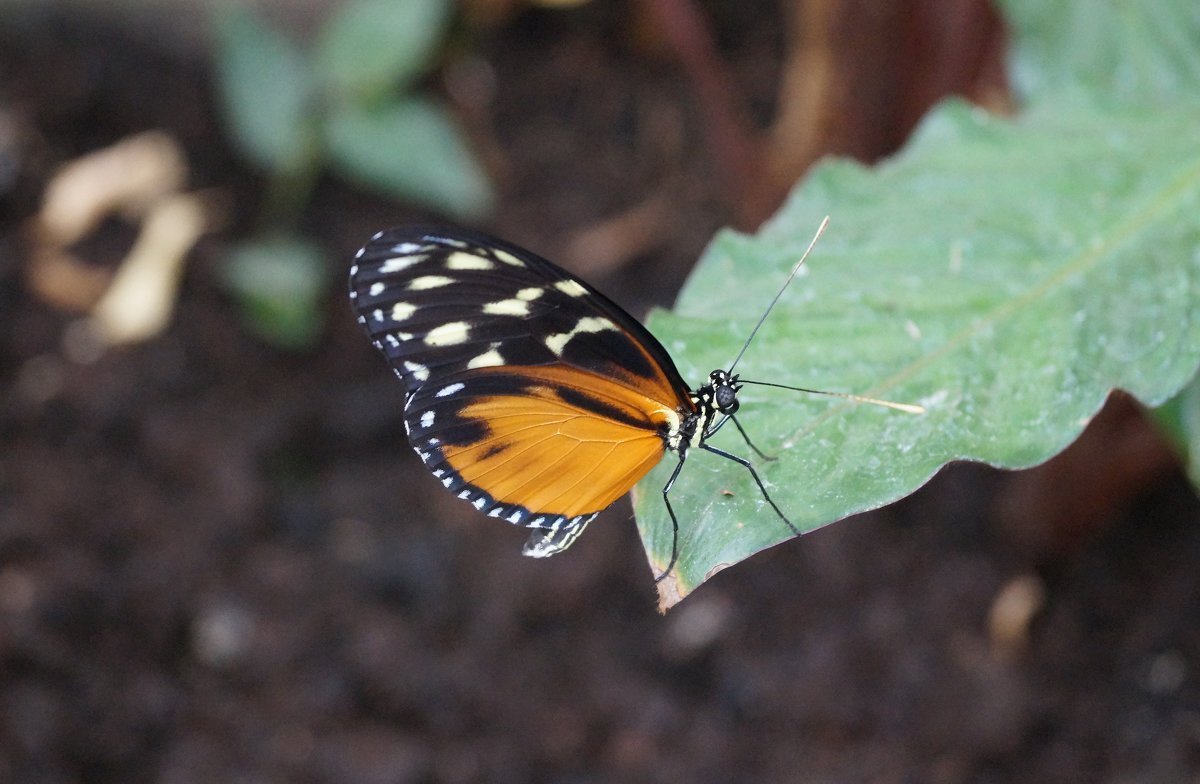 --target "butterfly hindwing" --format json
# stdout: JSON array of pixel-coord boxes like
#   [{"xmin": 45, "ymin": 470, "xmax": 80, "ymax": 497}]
[{"xmin": 349, "ymin": 226, "xmax": 696, "ymax": 550}]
